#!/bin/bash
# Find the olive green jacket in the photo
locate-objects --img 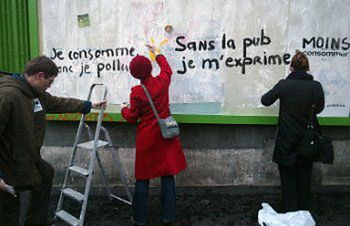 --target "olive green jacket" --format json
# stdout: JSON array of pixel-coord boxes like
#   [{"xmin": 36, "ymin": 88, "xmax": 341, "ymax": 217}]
[{"xmin": 0, "ymin": 74, "xmax": 88, "ymax": 190}]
